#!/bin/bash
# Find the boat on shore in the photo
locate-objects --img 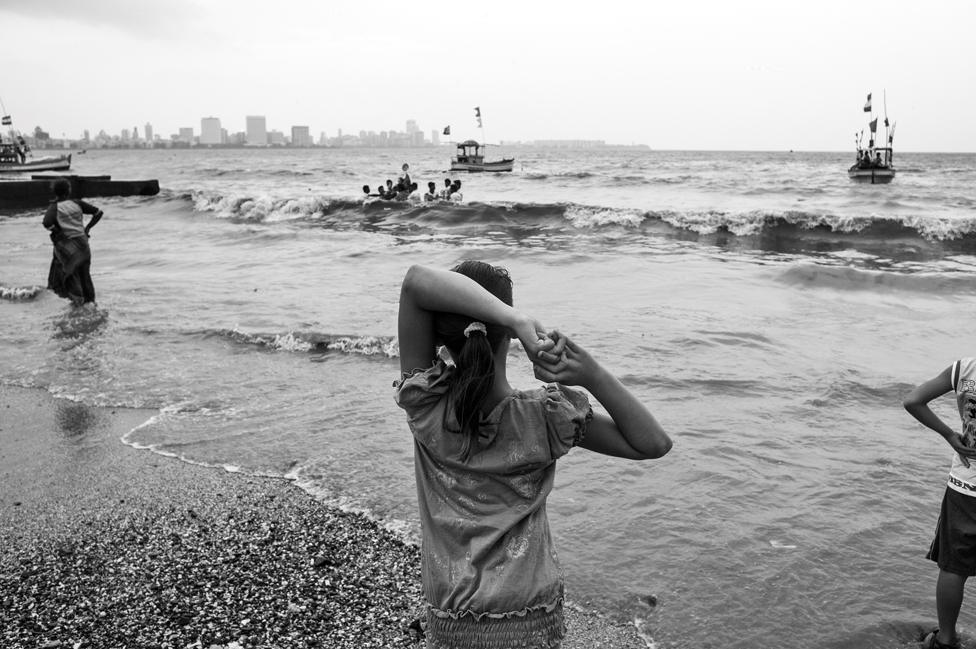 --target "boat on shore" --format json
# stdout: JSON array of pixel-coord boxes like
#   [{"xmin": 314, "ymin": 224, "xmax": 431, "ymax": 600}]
[
  {"xmin": 848, "ymin": 91, "xmax": 896, "ymax": 184},
  {"xmin": 0, "ymin": 174, "xmax": 159, "ymax": 209},
  {"xmin": 450, "ymin": 140, "xmax": 514, "ymax": 173}
]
